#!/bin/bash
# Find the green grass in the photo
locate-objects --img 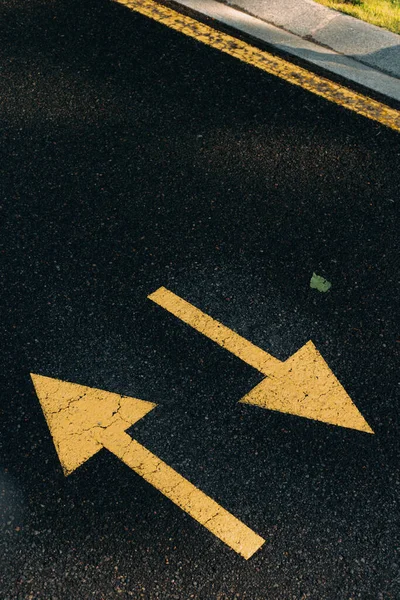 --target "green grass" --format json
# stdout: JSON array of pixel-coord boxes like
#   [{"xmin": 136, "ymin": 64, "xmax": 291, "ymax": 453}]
[{"xmin": 313, "ymin": 0, "xmax": 400, "ymax": 34}]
